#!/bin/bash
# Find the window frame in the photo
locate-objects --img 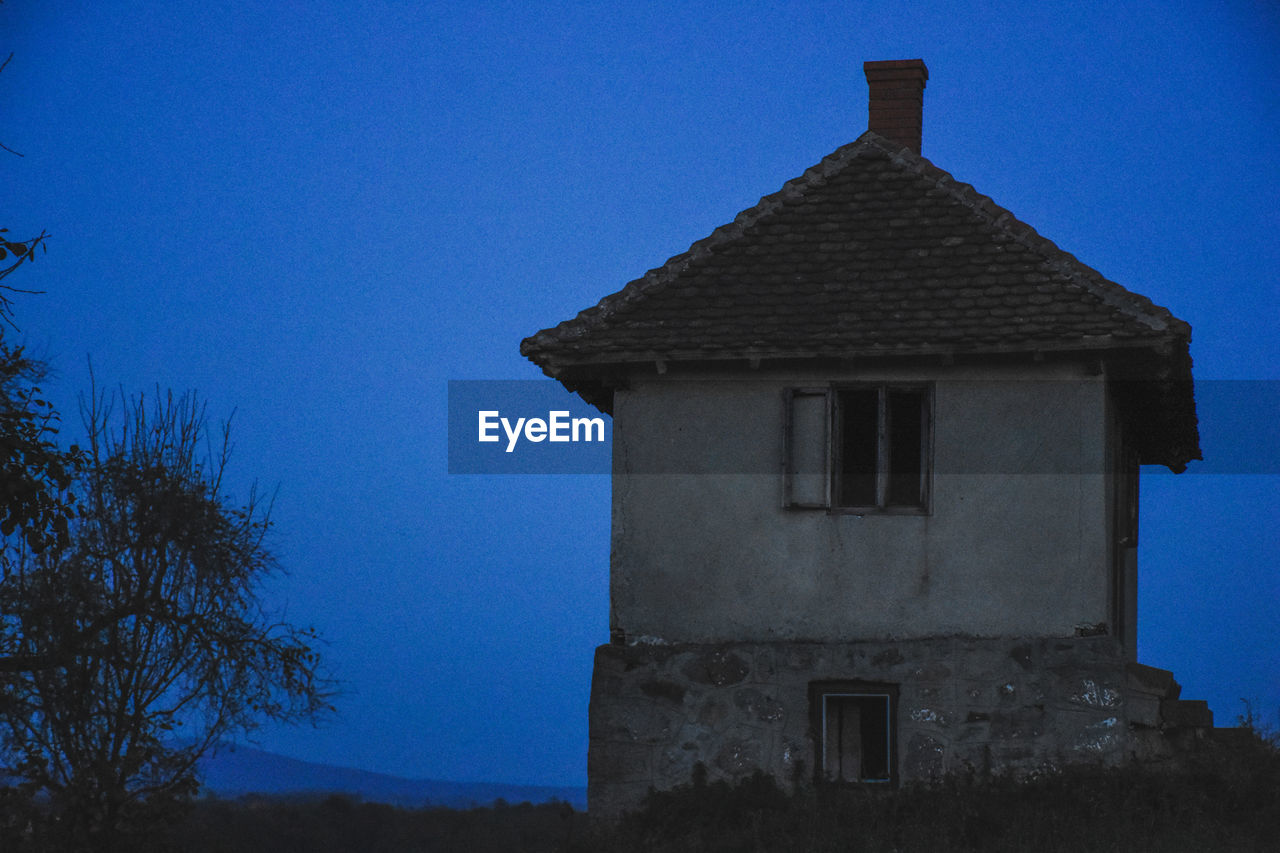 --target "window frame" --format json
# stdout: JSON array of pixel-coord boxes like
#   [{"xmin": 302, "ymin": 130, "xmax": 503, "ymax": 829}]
[
  {"xmin": 833, "ymin": 383, "xmax": 932, "ymax": 514},
  {"xmin": 782, "ymin": 387, "xmax": 832, "ymax": 509},
  {"xmin": 808, "ymin": 680, "xmax": 900, "ymax": 787},
  {"xmin": 783, "ymin": 383, "xmax": 933, "ymax": 514}
]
